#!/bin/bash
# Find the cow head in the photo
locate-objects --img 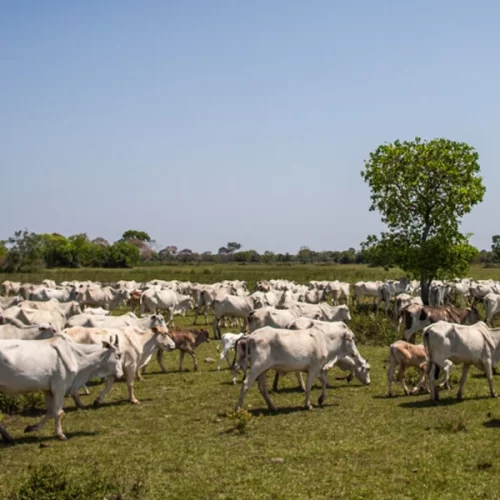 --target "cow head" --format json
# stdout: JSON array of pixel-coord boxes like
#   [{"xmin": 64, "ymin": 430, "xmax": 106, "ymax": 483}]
[
  {"xmin": 354, "ymin": 358, "xmax": 371, "ymax": 385},
  {"xmin": 152, "ymin": 325, "xmax": 176, "ymax": 351},
  {"xmin": 150, "ymin": 314, "xmax": 167, "ymax": 329},
  {"xmin": 38, "ymin": 323, "xmax": 57, "ymax": 339},
  {"xmin": 101, "ymin": 335, "xmax": 124, "ymax": 380}
]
